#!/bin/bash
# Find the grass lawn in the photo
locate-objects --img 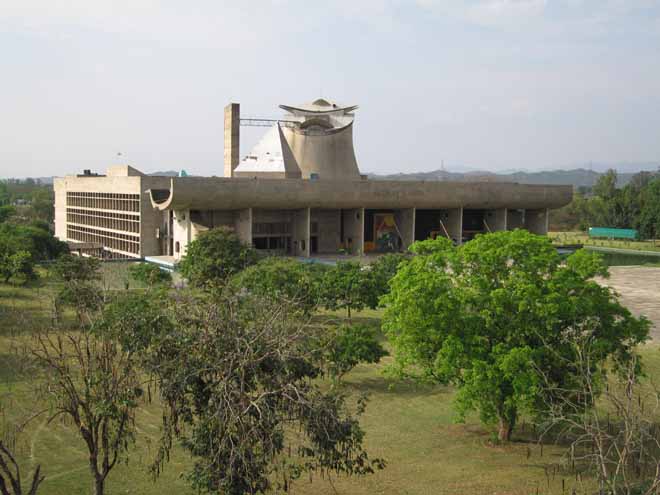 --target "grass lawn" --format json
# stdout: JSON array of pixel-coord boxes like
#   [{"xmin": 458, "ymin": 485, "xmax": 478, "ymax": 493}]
[
  {"xmin": 549, "ymin": 231, "xmax": 660, "ymax": 253},
  {"xmin": 1, "ymin": 273, "xmax": 658, "ymax": 494}
]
